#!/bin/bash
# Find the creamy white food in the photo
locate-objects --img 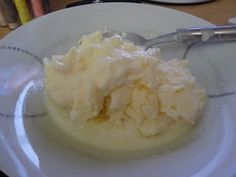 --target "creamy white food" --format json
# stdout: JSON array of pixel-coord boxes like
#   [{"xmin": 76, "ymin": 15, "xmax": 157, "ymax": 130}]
[{"xmin": 44, "ymin": 31, "xmax": 206, "ymax": 157}]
